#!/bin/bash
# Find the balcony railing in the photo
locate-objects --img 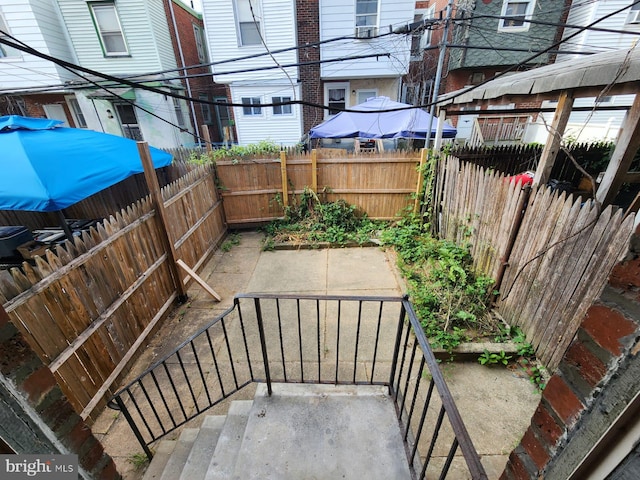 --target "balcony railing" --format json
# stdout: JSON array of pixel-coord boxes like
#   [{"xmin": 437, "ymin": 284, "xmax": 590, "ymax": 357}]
[{"xmin": 108, "ymin": 294, "xmax": 488, "ymax": 480}]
